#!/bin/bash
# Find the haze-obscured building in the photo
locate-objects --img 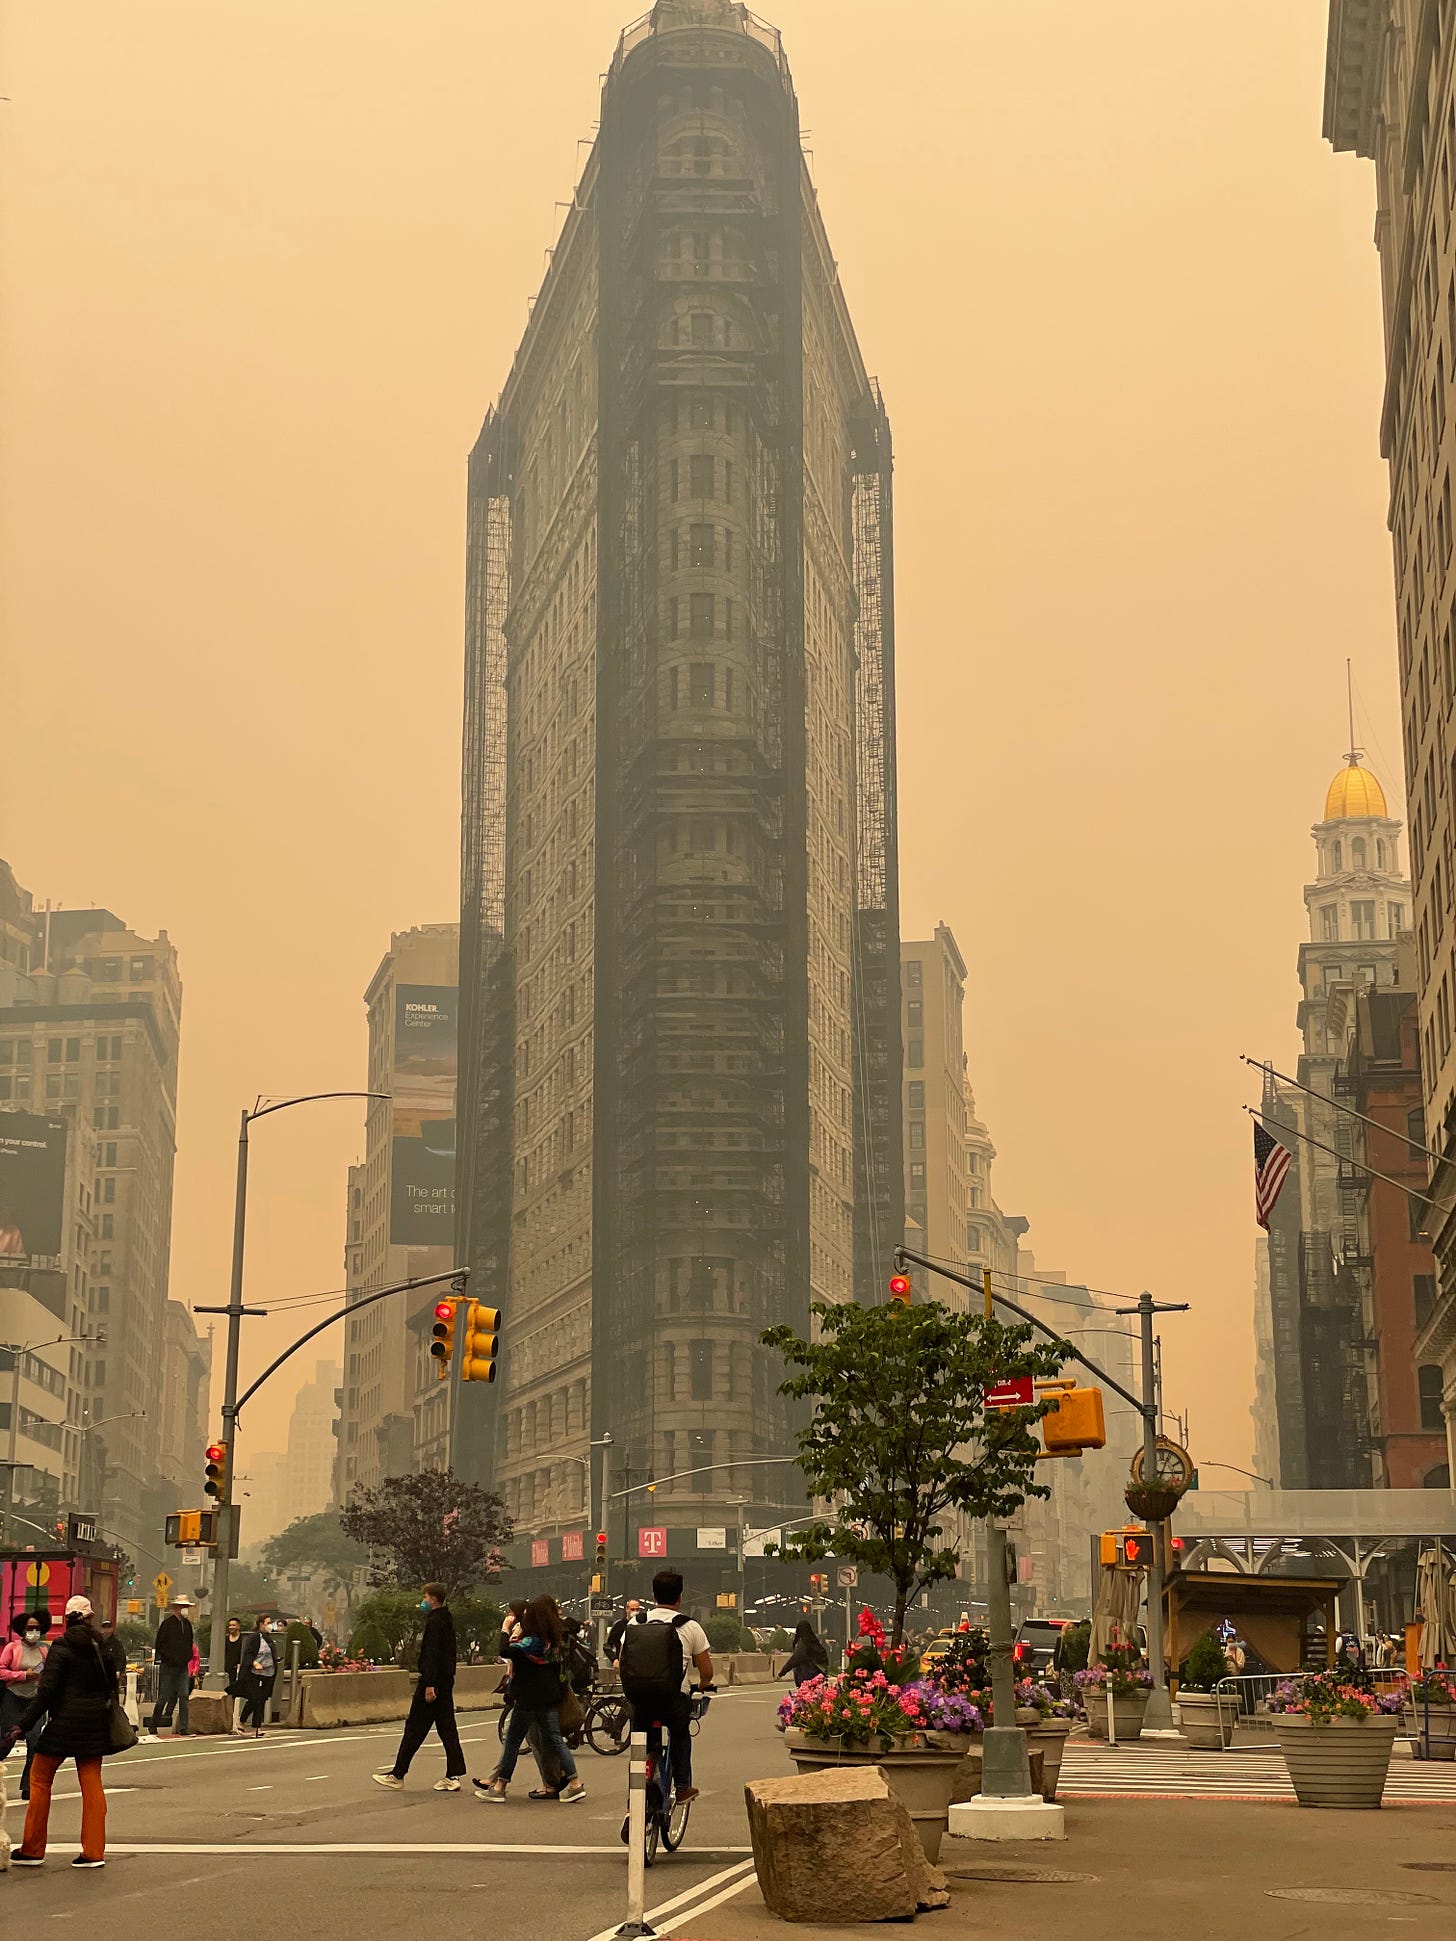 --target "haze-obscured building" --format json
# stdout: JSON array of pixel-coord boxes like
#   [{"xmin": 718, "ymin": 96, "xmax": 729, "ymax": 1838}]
[
  {"xmin": 287, "ymin": 1357, "xmax": 342, "ymax": 1521},
  {"xmin": 0, "ymin": 858, "xmax": 199, "ymax": 1570},
  {"xmin": 900, "ymin": 928, "xmax": 970, "ymax": 1282},
  {"xmin": 336, "ymin": 923, "xmax": 458, "ymax": 1498},
  {"xmin": 1259, "ymin": 757, "xmax": 1411, "ymax": 1487},
  {"xmin": 456, "ymin": 0, "xmax": 902, "ymax": 1557},
  {"xmin": 1325, "ymin": 0, "xmax": 1456, "ymax": 1484}
]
